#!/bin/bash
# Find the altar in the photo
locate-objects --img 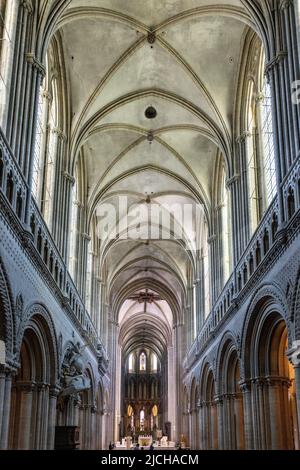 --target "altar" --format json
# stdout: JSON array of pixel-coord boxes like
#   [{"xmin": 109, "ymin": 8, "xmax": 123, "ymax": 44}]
[{"xmin": 138, "ymin": 435, "xmax": 152, "ymax": 447}]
